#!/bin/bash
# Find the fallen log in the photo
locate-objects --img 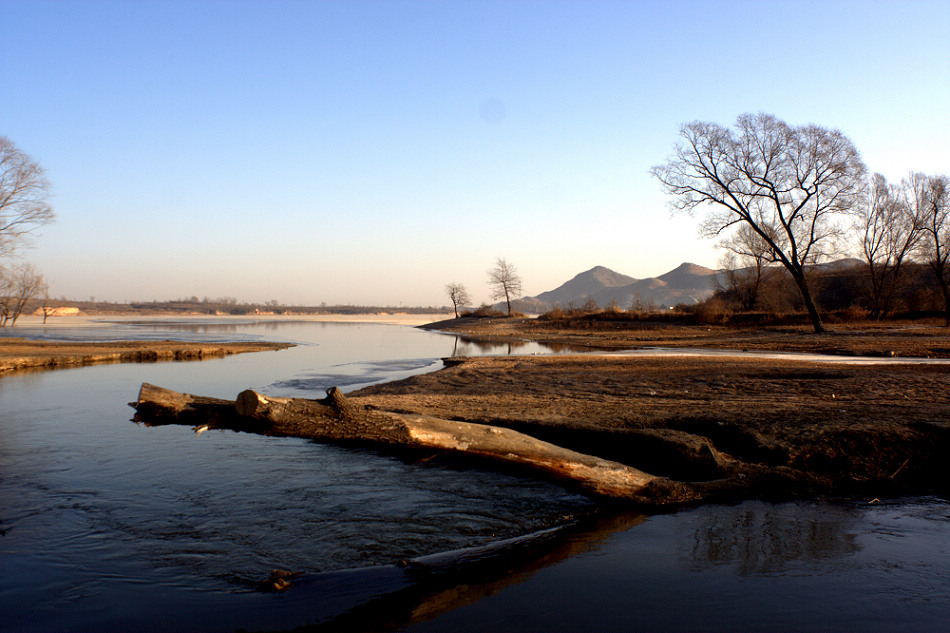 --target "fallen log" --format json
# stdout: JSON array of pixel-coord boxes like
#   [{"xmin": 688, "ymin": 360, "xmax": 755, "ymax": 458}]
[{"xmin": 131, "ymin": 383, "xmax": 711, "ymax": 503}]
